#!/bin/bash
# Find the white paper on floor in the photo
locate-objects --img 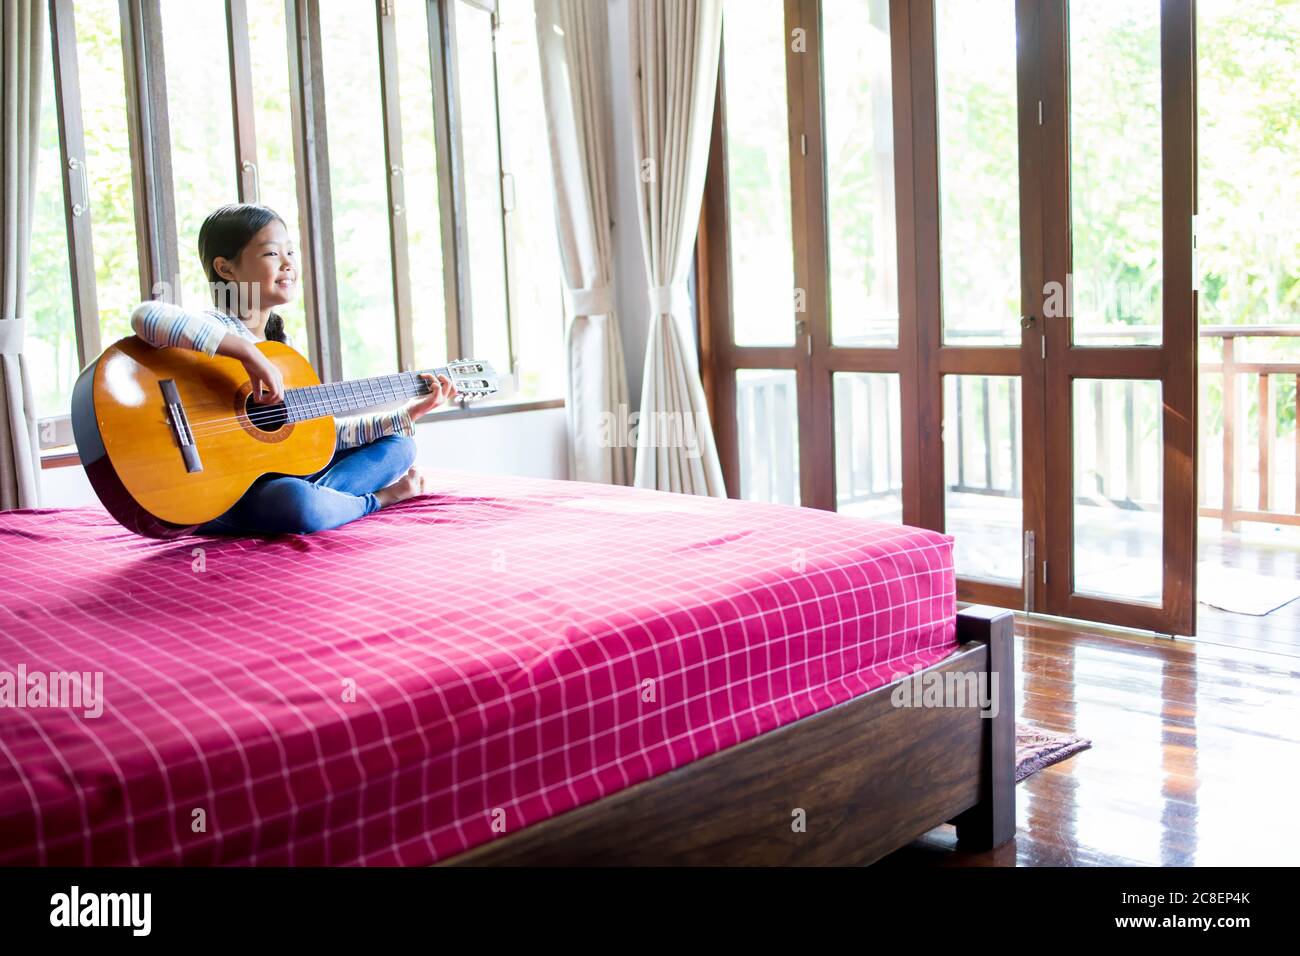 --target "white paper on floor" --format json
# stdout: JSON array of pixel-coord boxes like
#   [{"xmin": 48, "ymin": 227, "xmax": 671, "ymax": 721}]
[{"xmin": 1197, "ymin": 562, "xmax": 1300, "ymax": 616}]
